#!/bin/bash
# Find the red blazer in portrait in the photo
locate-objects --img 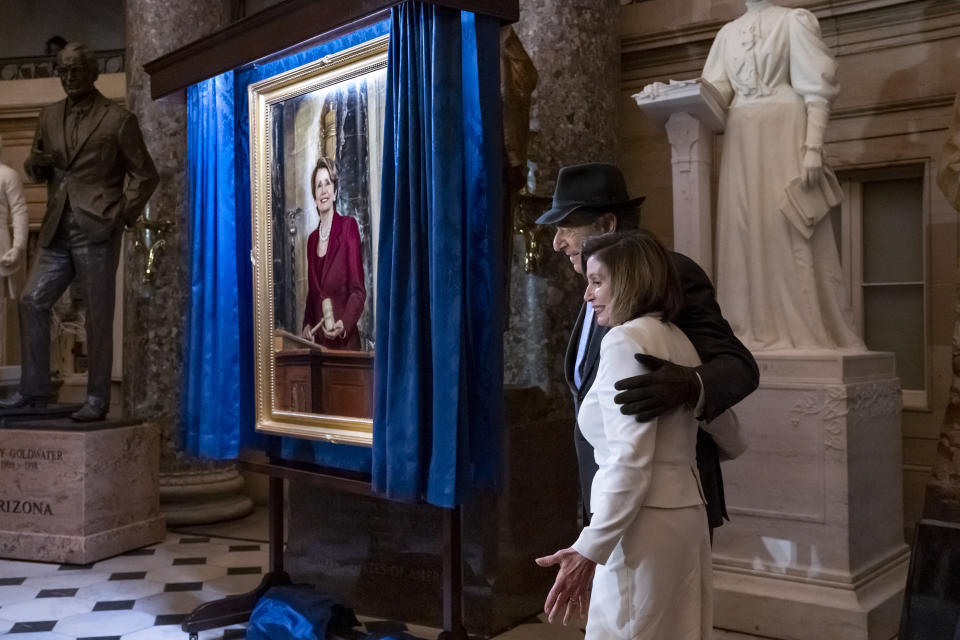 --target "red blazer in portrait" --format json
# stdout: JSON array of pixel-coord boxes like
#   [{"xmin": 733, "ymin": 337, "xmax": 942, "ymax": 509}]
[{"xmin": 303, "ymin": 211, "xmax": 366, "ymax": 349}]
